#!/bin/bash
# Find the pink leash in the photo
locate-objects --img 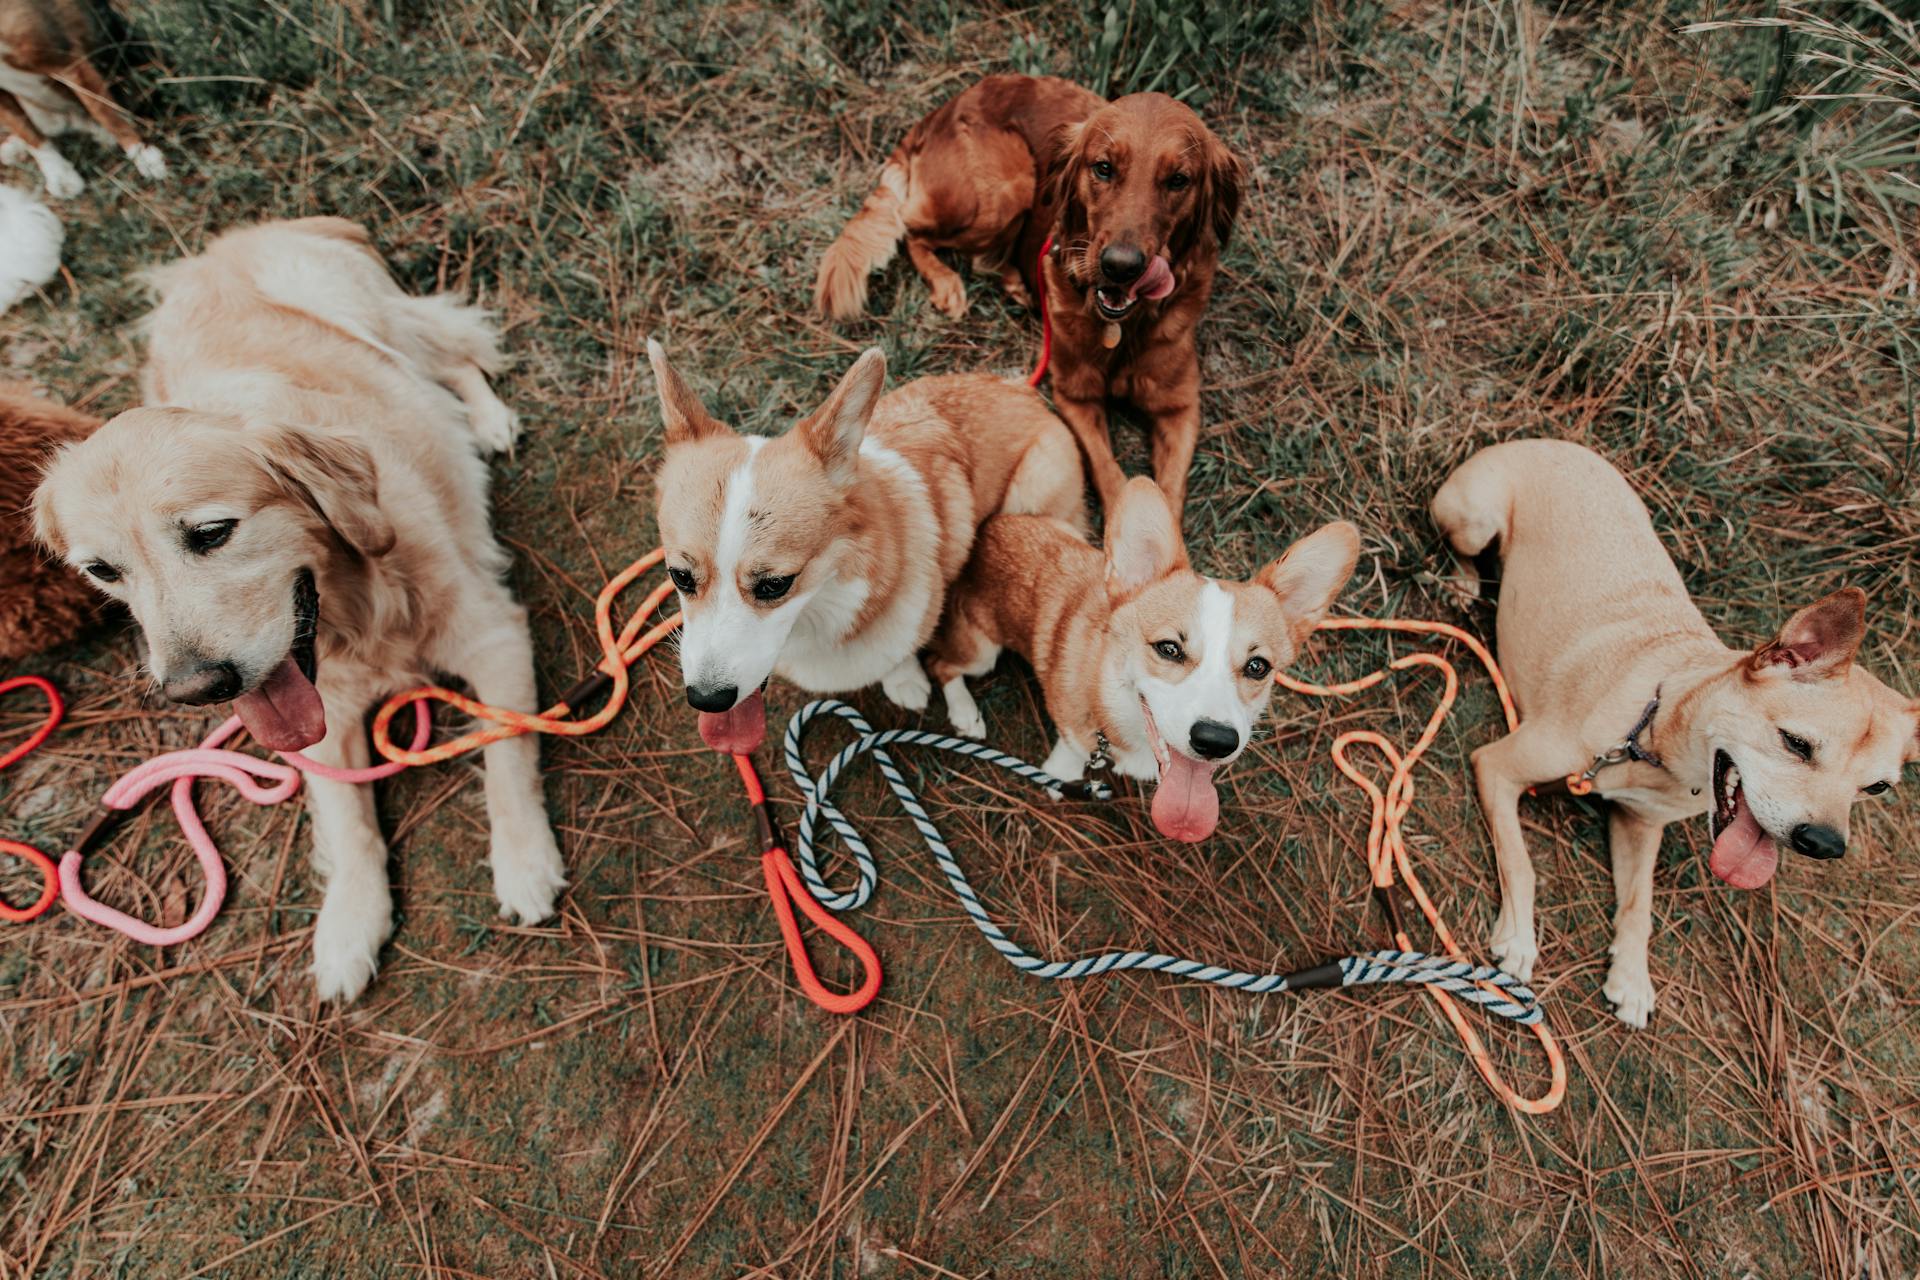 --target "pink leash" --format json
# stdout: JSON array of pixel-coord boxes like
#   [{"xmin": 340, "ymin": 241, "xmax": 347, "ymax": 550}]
[{"xmin": 59, "ymin": 703, "xmax": 431, "ymax": 945}]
